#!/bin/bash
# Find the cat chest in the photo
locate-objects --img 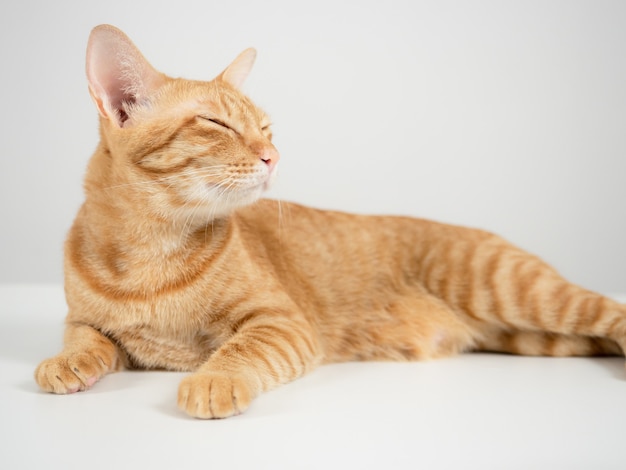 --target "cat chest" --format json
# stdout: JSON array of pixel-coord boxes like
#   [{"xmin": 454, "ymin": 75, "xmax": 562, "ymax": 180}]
[
  {"xmin": 112, "ymin": 322, "xmax": 218, "ymax": 371},
  {"xmin": 76, "ymin": 292, "xmax": 224, "ymax": 371}
]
